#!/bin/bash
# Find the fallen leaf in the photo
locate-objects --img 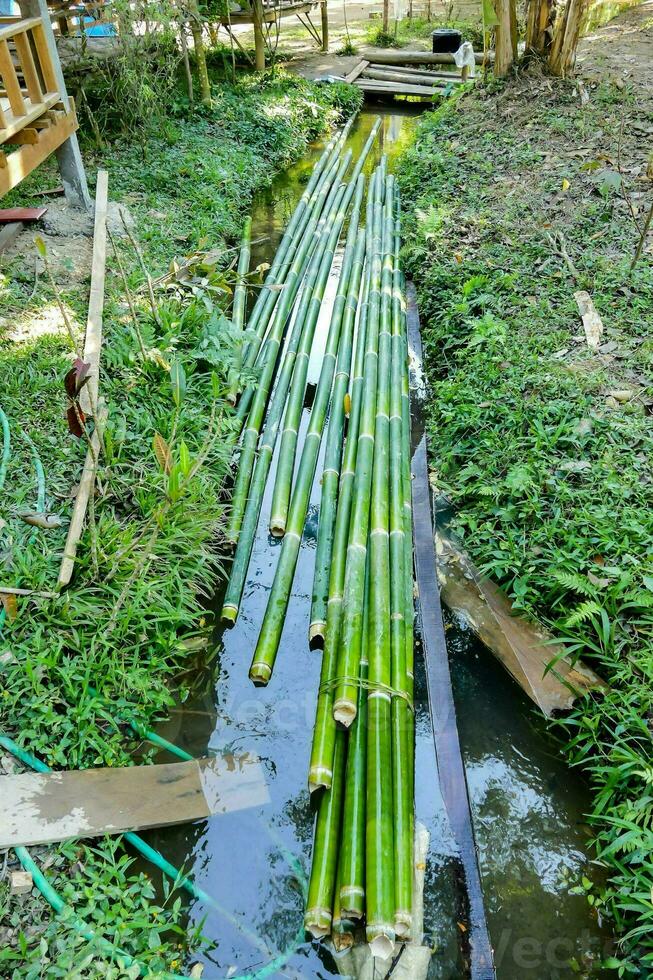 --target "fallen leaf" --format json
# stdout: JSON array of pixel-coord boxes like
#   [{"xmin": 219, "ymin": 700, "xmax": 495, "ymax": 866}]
[
  {"xmin": 559, "ymin": 459, "xmax": 591, "ymax": 472},
  {"xmin": 17, "ymin": 512, "xmax": 63, "ymax": 529},
  {"xmin": 0, "ymin": 593, "xmax": 17, "ymax": 621}
]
